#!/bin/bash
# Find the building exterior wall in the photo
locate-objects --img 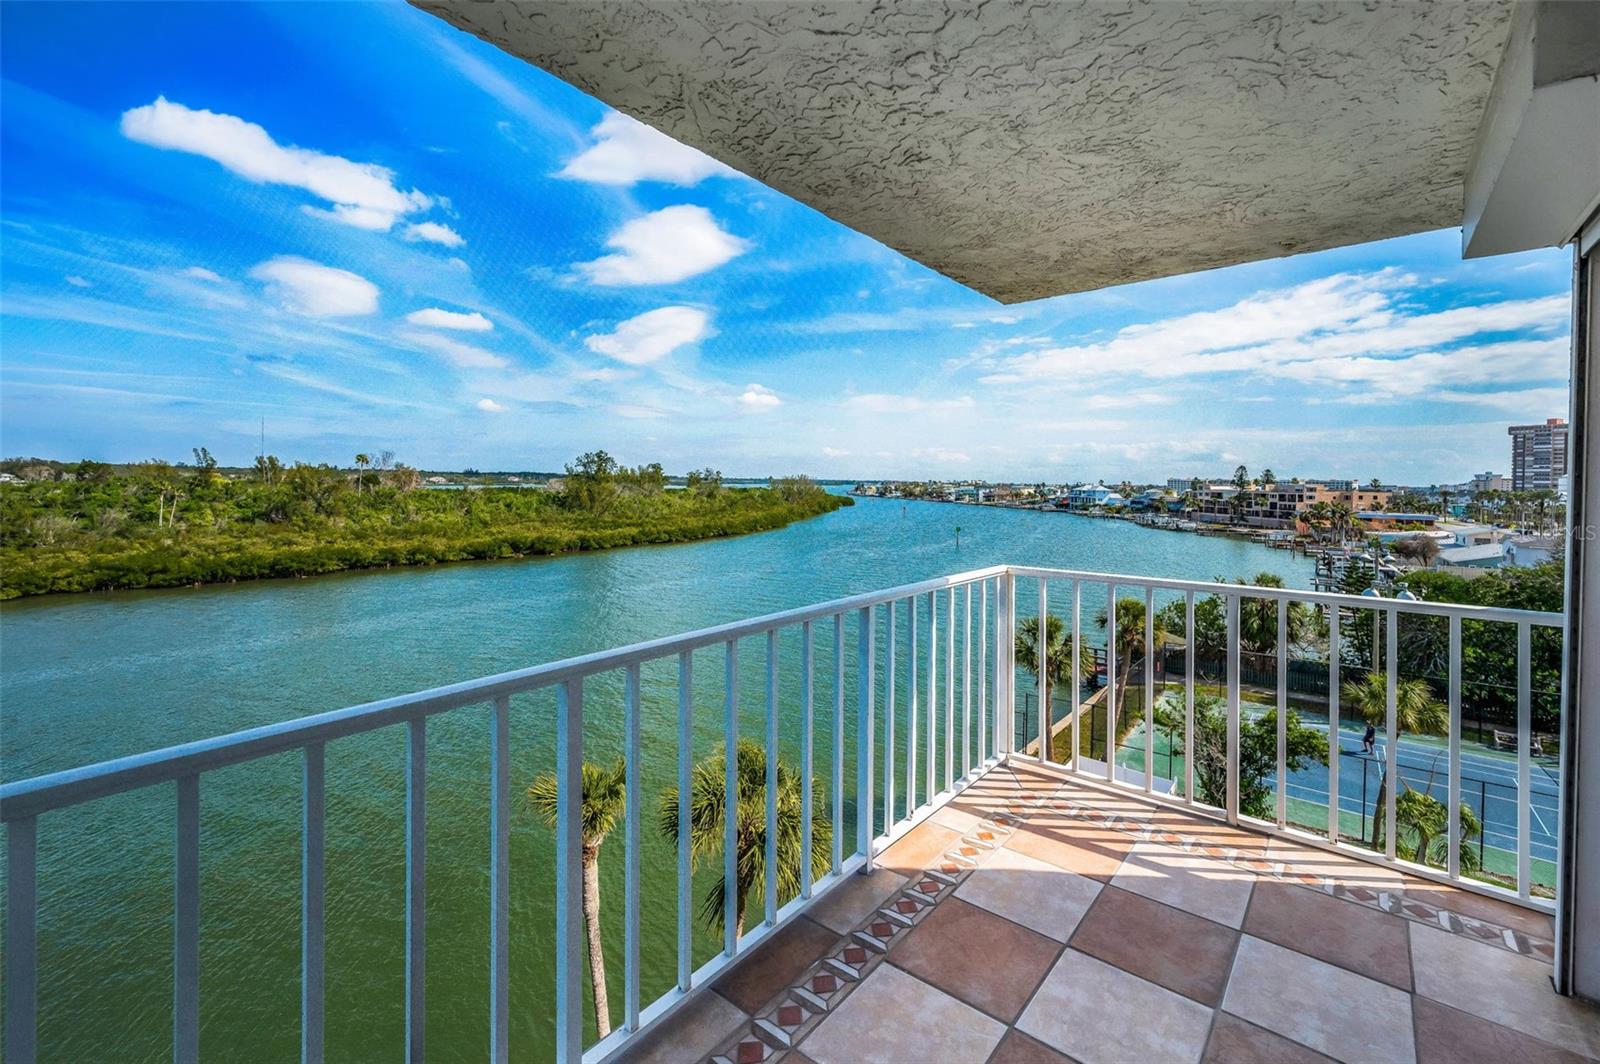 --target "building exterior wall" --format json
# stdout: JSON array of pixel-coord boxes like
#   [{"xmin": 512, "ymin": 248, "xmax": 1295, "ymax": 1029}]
[{"xmin": 1509, "ymin": 417, "xmax": 1570, "ymax": 491}]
